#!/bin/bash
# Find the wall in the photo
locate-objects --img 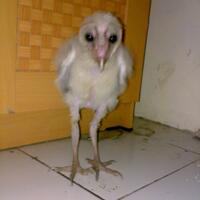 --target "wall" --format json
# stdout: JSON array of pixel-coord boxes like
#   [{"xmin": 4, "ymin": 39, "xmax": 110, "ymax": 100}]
[{"xmin": 135, "ymin": 0, "xmax": 200, "ymax": 132}]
